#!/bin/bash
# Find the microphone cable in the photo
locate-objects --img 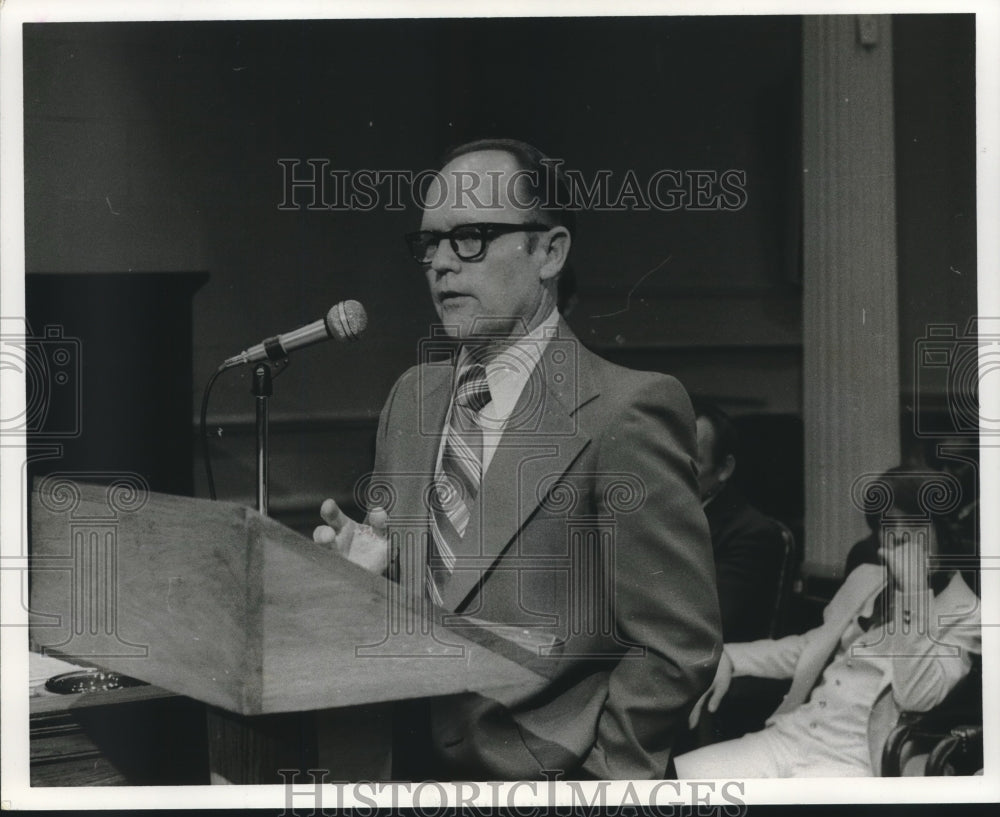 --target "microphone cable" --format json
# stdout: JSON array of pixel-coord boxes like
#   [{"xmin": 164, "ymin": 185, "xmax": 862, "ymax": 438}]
[{"xmin": 200, "ymin": 363, "xmax": 227, "ymax": 501}]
